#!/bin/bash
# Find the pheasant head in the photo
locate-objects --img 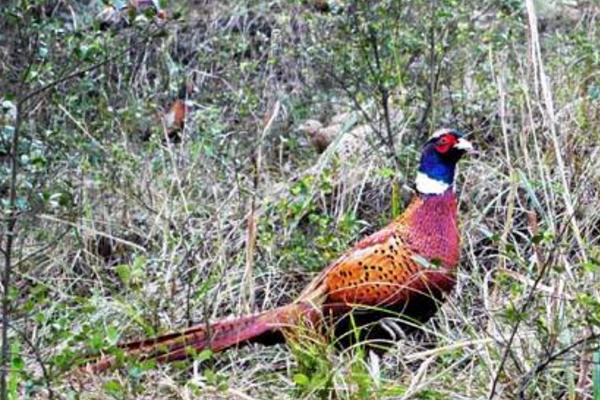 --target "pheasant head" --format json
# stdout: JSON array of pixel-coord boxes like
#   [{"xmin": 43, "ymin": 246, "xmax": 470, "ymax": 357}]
[{"xmin": 415, "ymin": 129, "xmax": 474, "ymax": 195}]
